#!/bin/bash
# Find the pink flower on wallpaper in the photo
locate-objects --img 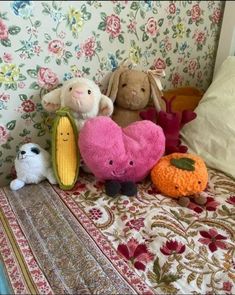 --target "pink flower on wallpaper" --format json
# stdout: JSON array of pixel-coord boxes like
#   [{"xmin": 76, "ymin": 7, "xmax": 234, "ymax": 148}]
[
  {"xmin": 34, "ymin": 45, "xmax": 42, "ymax": 56},
  {"xmin": 0, "ymin": 93, "xmax": 10, "ymax": 102},
  {"xmin": 0, "ymin": 124, "xmax": 9, "ymax": 145},
  {"xmin": 188, "ymin": 59, "xmax": 198, "ymax": 75},
  {"xmin": 82, "ymin": 37, "xmax": 96, "ymax": 58},
  {"xmin": 117, "ymin": 238, "xmax": 154, "ymax": 271},
  {"xmin": 168, "ymin": 3, "xmax": 176, "ymax": 14},
  {"xmin": 212, "ymin": 8, "xmax": 222, "ymax": 24},
  {"xmin": 37, "ymin": 67, "xmax": 59, "ymax": 90},
  {"xmin": 74, "ymin": 70, "xmax": 83, "ymax": 78},
  {"xmin": 18, "ymin": 82, "xmax": 25, "ymax": 89},
  {"xmin": 48, "ymin": 39, "xmax": 64, "ymax": 56},
  {"xmin": 191, "ymin": 4, "xmax": 202, "ymax": 22},
  {"xmin": 153, "ymin": 58, "xmax": 166, "ymax": 70},
  {"xmin": 127, "ymin": 20, "xmax": 137, "ymax": 32},
  {"xmin": 194, "ymin": 30, "xmax": 206, "ymax": 44},
  {"xmin": 0, "ymin": 20, "xmax": 8, "ymax": 40},
  {"xmin": 162, "ymin": 36, "xmax": 172, "ymax": 51},
  {"xmin": 172, "ymin": 72, "xmax": 183, "ymax": 87},
  {"xmin": 21, "ymin": 99, "xmax": 35, "ymax": 113},
  {"xmin": 105, "ymin": 14, "xmax": 121, "ymax": 38},
  {"xmin": 125, "ymin": 218, "xmax": 145, "ymax": 231},
  {"xmin": 76, "ymin": 50, "xmax": 82, "ymax": 59},
  {"xmin": 145, "ymin": 17, "xmax": 157, "ymax": 37},
  {"xmin": 3, "ymin": 53, "xmax": 13, "ymax": 63},
  {"xmin": 199, "ymin": 229, "xmax": 227, "ymax": 252}
]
